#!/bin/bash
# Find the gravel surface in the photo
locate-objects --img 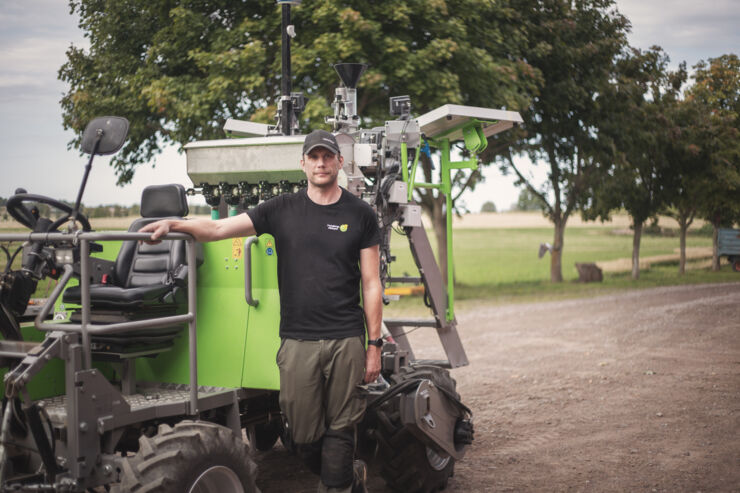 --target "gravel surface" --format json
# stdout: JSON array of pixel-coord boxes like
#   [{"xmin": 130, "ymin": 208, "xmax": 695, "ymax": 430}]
[{"xmin": 254, "ymin": 282, "xmax": 740, "ymax": 492}]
